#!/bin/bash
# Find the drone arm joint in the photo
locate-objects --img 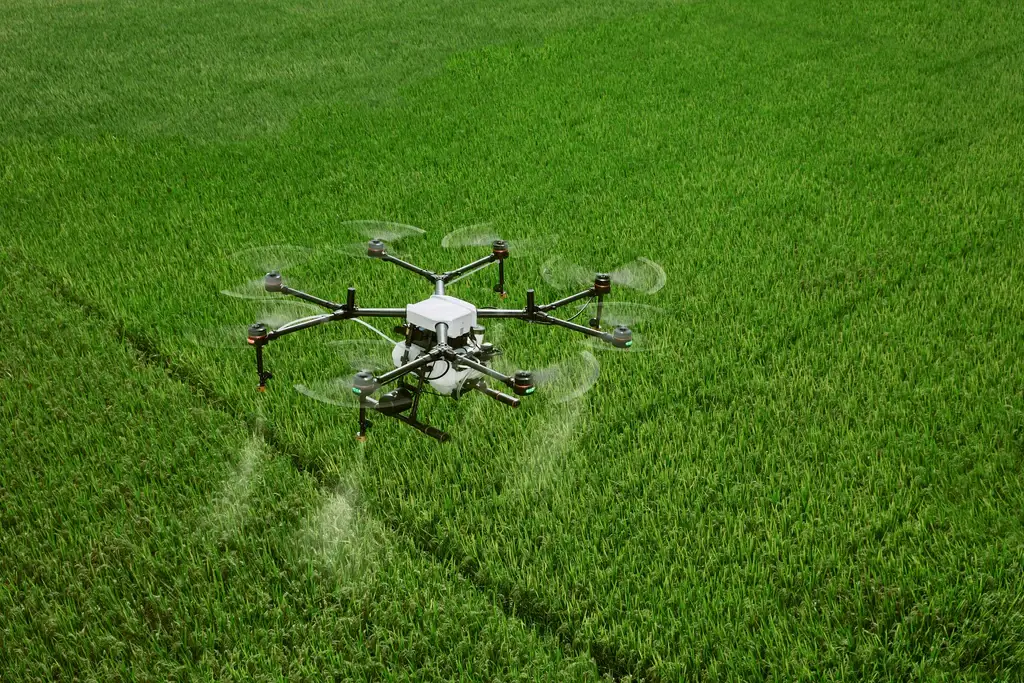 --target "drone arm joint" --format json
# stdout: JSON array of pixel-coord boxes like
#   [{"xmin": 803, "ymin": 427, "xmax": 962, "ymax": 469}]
[
  {"xmin": 374, "ymin": 348, "xmax": 444, "ymax": 386},
  {"xmin": 443, "ymin": 349, "xmax": 515, "ymax": 387}
]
